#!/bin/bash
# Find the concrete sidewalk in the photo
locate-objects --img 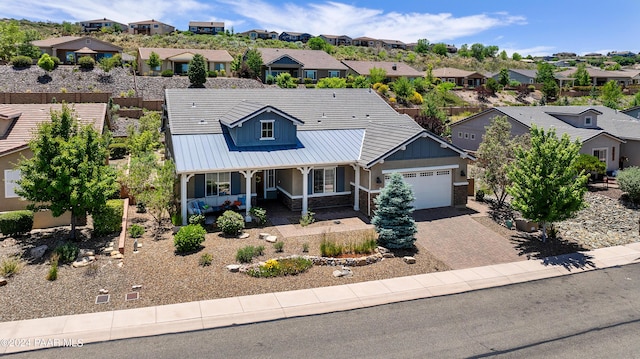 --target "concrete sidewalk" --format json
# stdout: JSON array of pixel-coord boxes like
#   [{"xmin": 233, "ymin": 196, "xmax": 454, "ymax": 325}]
[{"xmin": 2, "ymin": 242, "xmax": 639, "ymax": 354}]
